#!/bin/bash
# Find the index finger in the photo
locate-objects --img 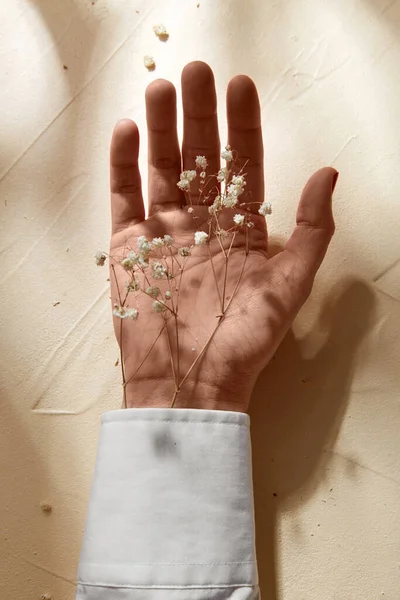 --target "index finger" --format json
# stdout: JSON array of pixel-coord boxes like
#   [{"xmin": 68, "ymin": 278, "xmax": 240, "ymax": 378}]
[{"xmin": 110, "ymin": 119, "xmax": 145, "ymax": 235}]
